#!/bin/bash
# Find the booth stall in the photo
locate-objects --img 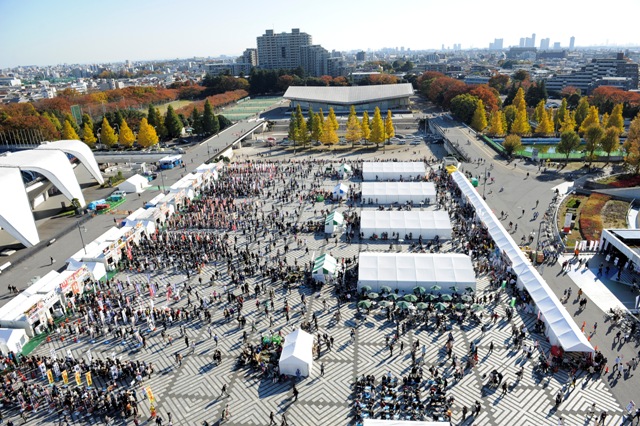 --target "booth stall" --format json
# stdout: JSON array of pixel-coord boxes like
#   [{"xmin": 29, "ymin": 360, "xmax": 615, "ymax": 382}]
[
  {"xmin": 145, "ymin": 193, "xmax": 166, "ymax": 209},
  {"xmin": 360, "ymin": 211, "xmax": 452, "ymax": 240},
  {"xmin": 358, "ymin": 253, "xmax": 476, "ymax": 293},
  {"xmin": 363, "ymin": 420, "xmax": 450, "ymax": 426},
  {"xmin": 362, "ymin": 182, "xmax": 436, "ymax": 205},
  {"xmin": 117, "ymin": 174, "xmax": 150, "ymax": 194},
  {"xmin": 279, "ymin": 329, "xmax": 314, "ymax": 377},
  {"xmin": 312, "ymin": 254, "xmax": 338, "ymax": 283},
  {"xmin": 324, "ymin": 211, "xmax": 344, "ymax": 235},
  {"xmin": 338, "ymin": 164, "xmax": 352, "ymax": 179},
  {"xmin": 333, "ymin": 183, "xmax": 349, "ymax": 200},
  {"xmin": 0, "ymin": 328, "xmax": 29, "ymax": 356},
  {"xmin": 362, "ymin": 162, "xmax": 426, "ymax": 181}
]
